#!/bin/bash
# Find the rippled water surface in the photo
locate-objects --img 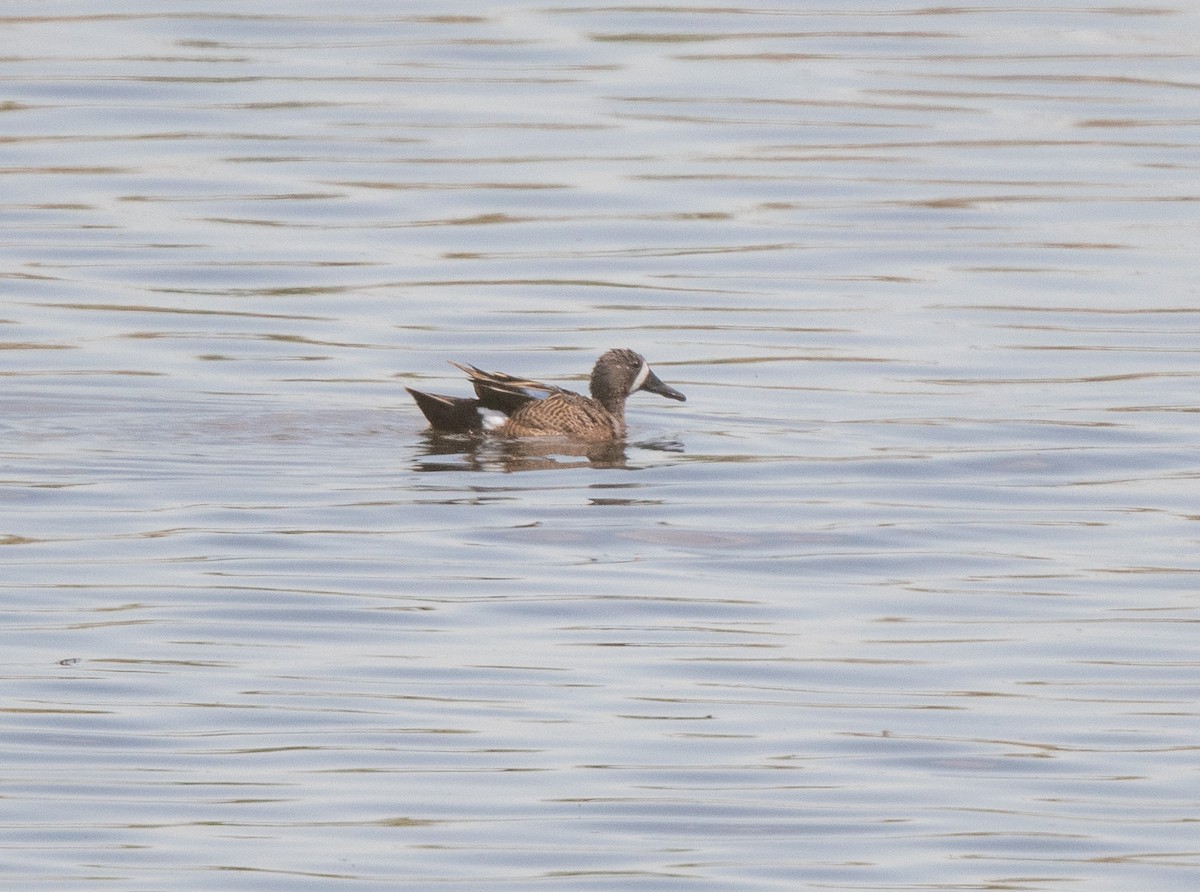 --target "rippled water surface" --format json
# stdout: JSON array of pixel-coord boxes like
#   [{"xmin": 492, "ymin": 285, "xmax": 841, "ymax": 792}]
[{"xmin": 3, "ymin": 2, "xmax": 1198, "ymax": 889}]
